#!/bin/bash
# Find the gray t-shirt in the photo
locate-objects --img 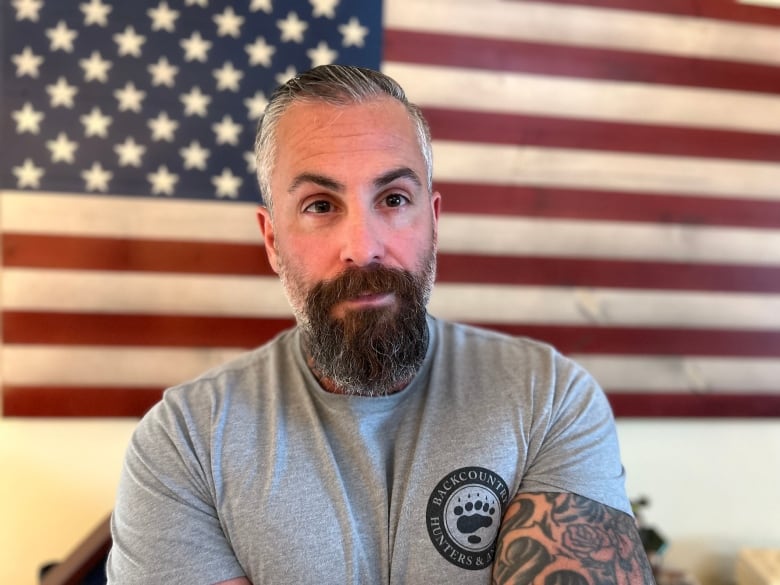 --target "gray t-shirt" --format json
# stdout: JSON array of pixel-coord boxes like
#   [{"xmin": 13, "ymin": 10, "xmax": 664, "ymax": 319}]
[{"xmin": 107, "ymin": 316, "xmax": 629, "ymax": 584}]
